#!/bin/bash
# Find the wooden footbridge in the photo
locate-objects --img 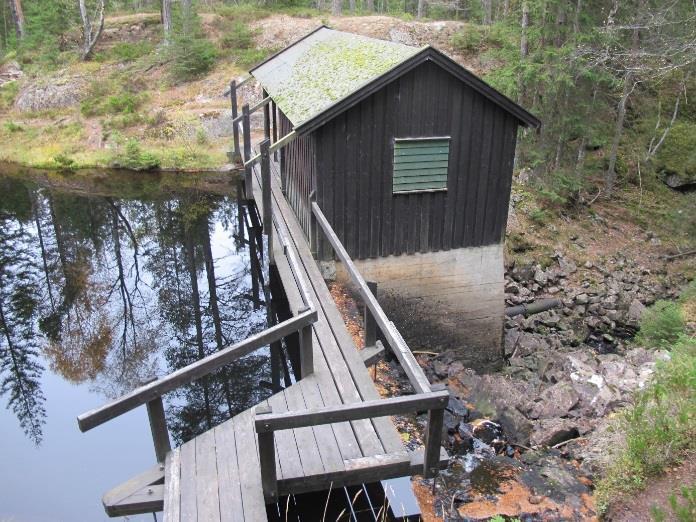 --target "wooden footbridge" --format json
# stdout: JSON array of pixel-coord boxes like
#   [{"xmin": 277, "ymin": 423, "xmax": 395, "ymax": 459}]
[{"xmin": 76, "ymin": 78, "xmax": 449, "ymax": 521}]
